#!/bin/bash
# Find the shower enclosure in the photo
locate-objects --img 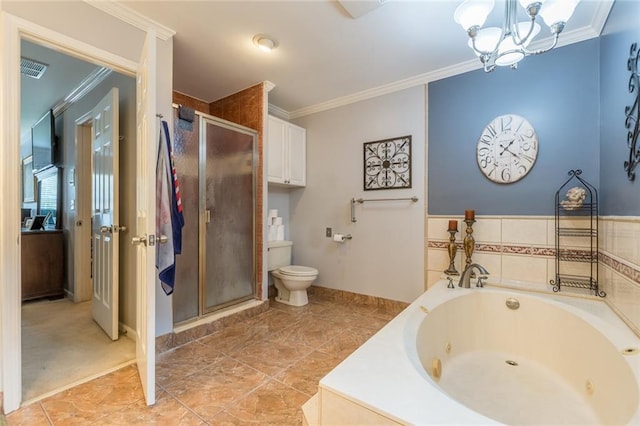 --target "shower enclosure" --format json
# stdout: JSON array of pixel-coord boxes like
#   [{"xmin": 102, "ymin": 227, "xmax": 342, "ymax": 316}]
[{"xmin": 171, "ymin": 108, "xmax": 257, "ymax": 323}]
